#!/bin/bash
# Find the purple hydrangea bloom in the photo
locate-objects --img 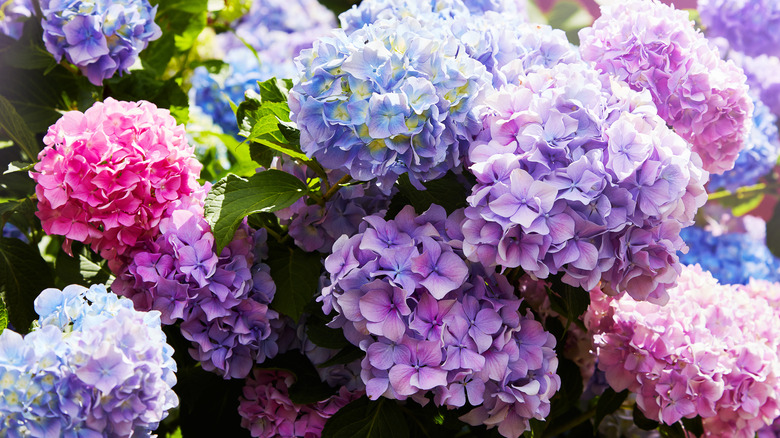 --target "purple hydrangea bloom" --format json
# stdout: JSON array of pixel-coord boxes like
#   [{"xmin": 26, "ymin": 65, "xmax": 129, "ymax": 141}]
[
  {"xmin": 321, "ymin": 205, "xmax": 560, "ymax": 437},
  {"xmin": 40, "ymin": 0, "xmax": 161, "ymax": 85},
  {"xmin": 0, "ymin": 0, "xmax": 33, "ymax": 40},
  {"xmin": 0, "ymin": 284, "xmax": 178, "ymax": 437},
  {"xmin": 699, "ymin": 0, "xmax": 780, "ymax": 58},
  {"xmin": 464, "ymin": 60, "xmax": 708, "ymax": 304},
  {"xmin": 289, "ymin": 16, "xmax": 492, "ymax": 192},
  {"xmin": 579, "ymin": 0, "xmax": 754, "ymax": 175},
  {"xmin": 727, "ymin": 52, "xmax": 780, "ymax": 118},
  {"xmin": 709, "ymin": 97, "xmax": 780, "ymax": 191},
  {"xmin": 111, "ymin": 186, "xmax": 280, "ymax": 379}
]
